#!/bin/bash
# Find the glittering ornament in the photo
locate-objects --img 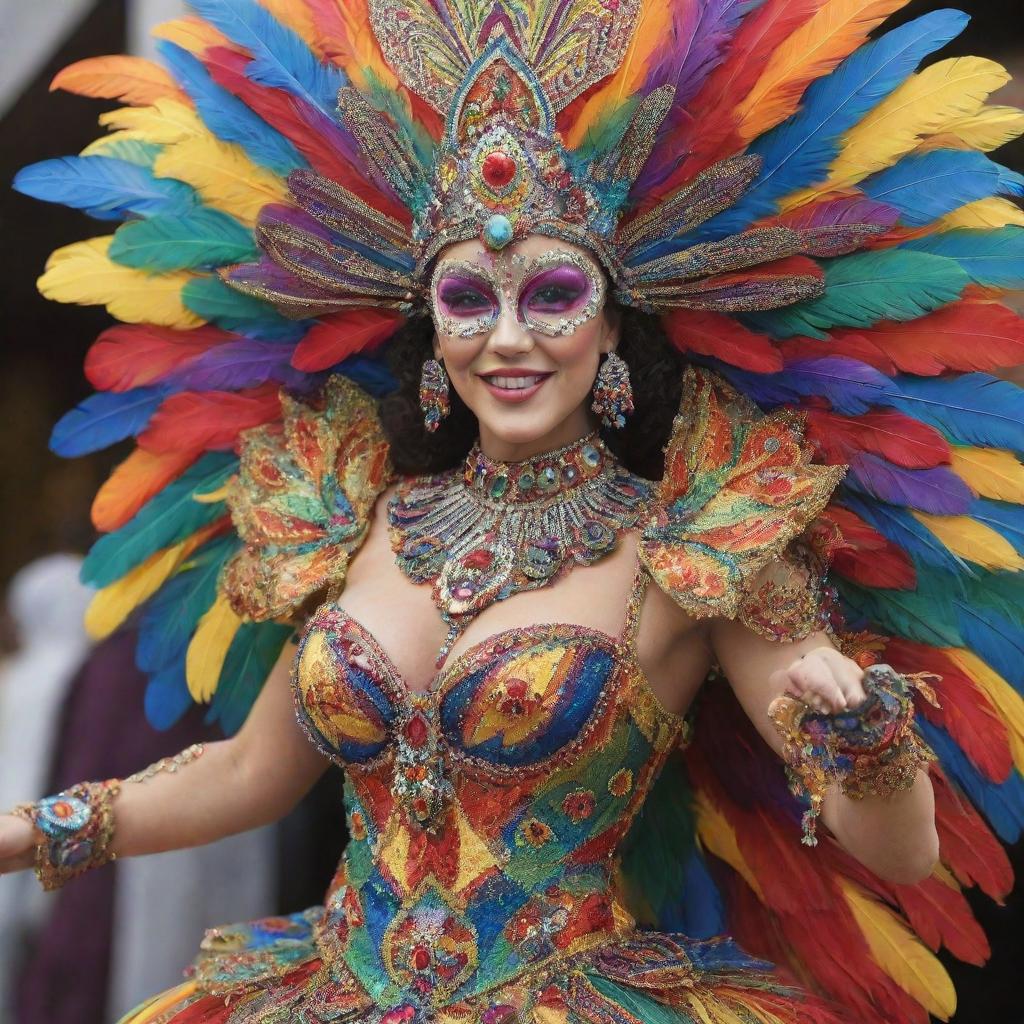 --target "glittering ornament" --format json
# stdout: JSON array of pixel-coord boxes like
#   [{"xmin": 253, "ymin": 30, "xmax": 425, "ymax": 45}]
[
  {"xmin": 418, "ymin": 358, "xmax": 451, "ymax": 431},
  {"xmin": 483, "ymin": 213, "xmax": 514, "ymax": 250},
  {"xmin": 591, "ymin": 351, "xmax": 634, "ymax": 429}
]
